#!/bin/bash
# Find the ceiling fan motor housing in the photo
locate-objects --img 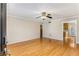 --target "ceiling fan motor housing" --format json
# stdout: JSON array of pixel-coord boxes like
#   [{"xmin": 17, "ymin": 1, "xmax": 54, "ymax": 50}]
[{"xmin": 42, "ymin": 12, "xmax": 47, "ymax": 16}]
